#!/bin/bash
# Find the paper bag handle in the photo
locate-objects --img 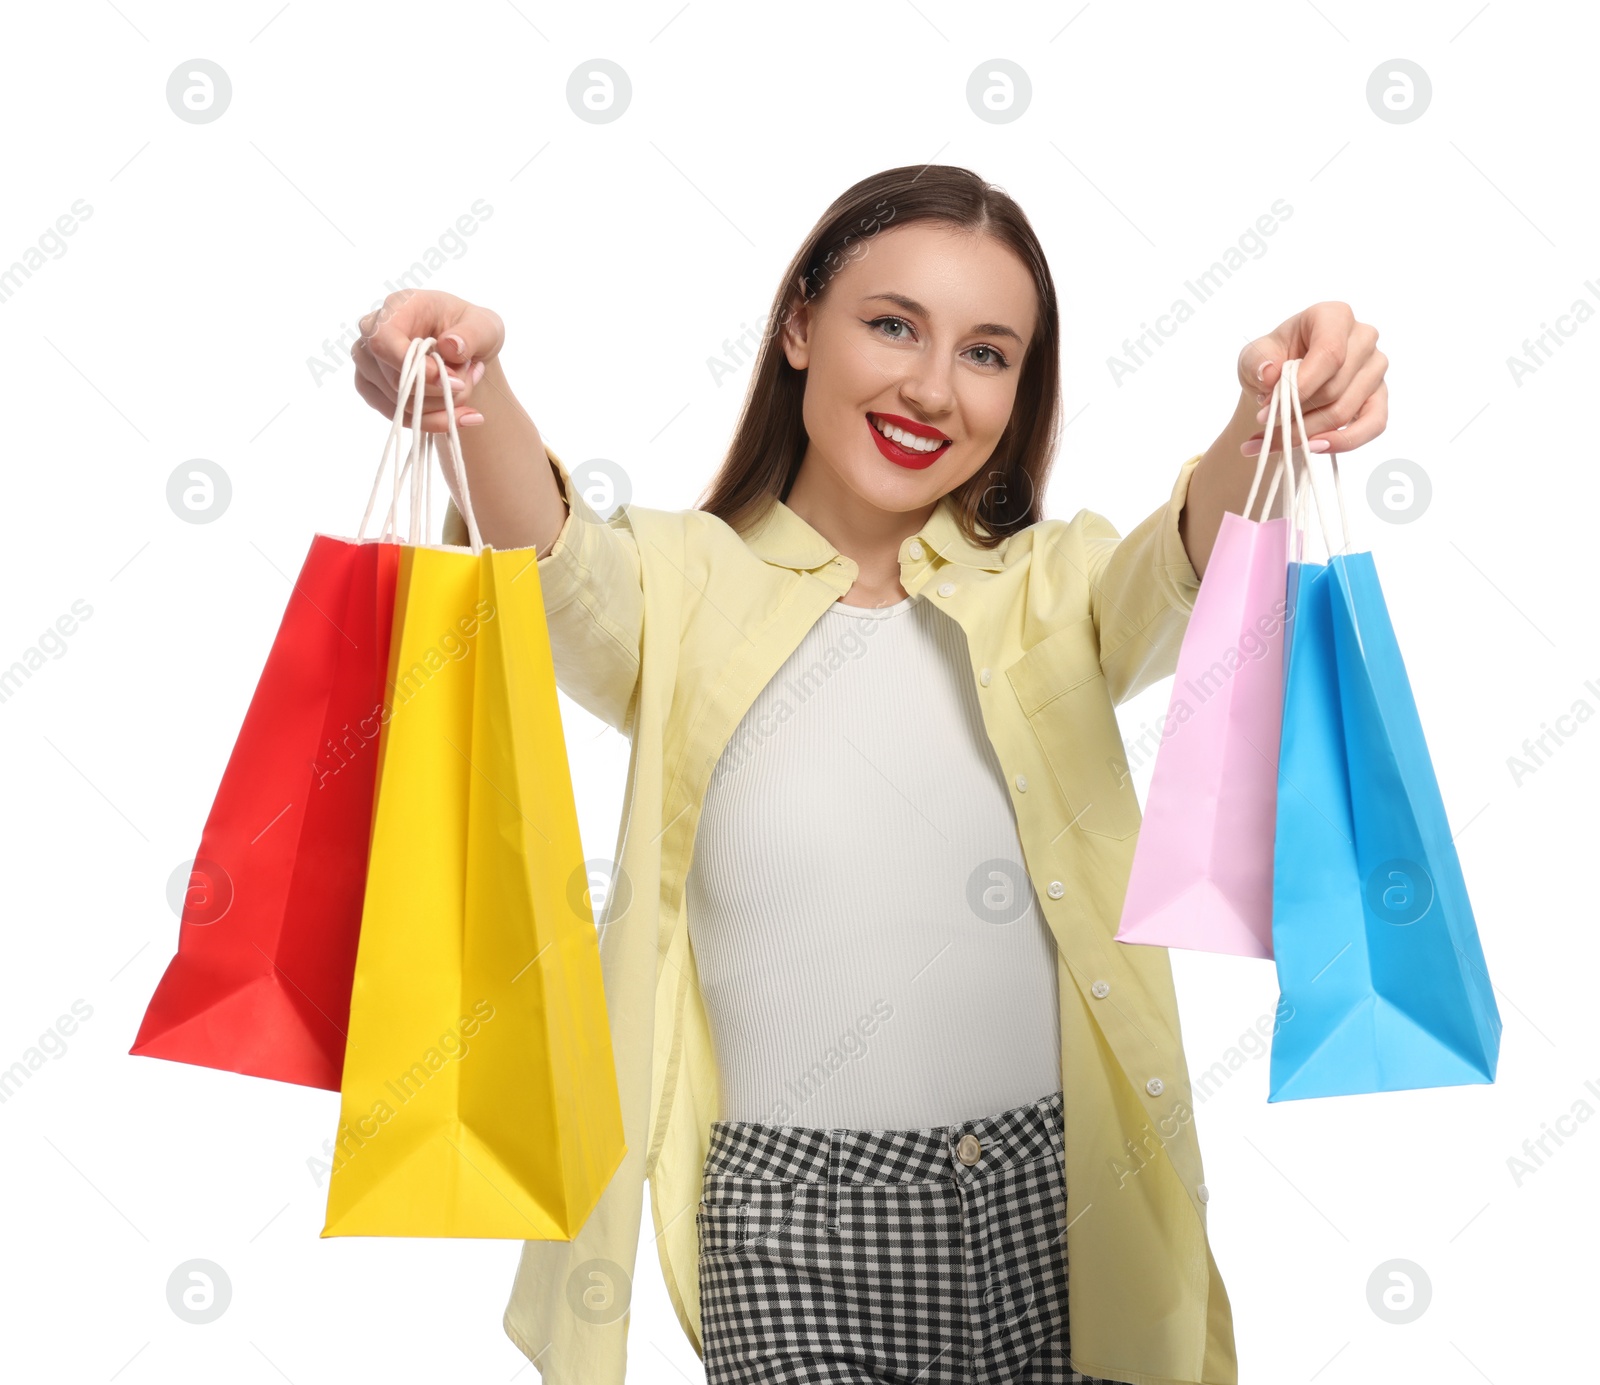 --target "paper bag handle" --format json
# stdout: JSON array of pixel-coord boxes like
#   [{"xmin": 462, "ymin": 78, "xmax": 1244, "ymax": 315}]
[
  {"xmin": 1238, "ymin": 358, "xmax": 1306, "ymax": 567},
  {"xmin": 357, "ymin": 336, "xmax": 483, "ymax": 553},
  {"xmin": 1243, "ymin": 358, "xmax": 1355, "ymax": 566},
  {"xmin": 1276, "ymin": 358, "xmax": 1356, "ymax": 564},
  {"xmin": 1241, "ymin": 382, "xmax": 1298, "ymax": 531}
]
